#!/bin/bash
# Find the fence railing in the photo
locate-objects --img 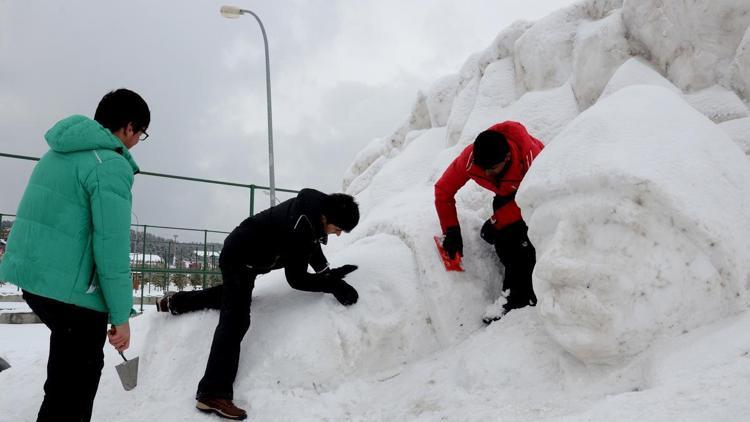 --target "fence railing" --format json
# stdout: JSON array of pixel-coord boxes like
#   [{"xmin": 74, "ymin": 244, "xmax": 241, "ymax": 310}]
[
  {"xmin": 128, "ymin": 223, "xmax": 232, "ymax": 312},
  {"xmin": 1, "ymin": 150, "xmax": 301, "ymax": 311},
  {"xmin": 0, "ymin": 151, "xmax": 299, "ymax": 216}
]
